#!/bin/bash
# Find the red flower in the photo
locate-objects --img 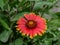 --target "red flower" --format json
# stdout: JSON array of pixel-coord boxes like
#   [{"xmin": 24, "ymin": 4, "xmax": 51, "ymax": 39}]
[{"xmin": 16, "ymin": 13, "xmax": 47, "ymax": 39}]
